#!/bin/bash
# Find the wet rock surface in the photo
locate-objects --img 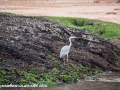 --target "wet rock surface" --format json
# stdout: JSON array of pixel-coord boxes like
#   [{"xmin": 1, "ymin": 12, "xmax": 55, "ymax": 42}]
[{"xmin": 0, "ymin": 13, "xmax": 120, "ymax": 72}]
